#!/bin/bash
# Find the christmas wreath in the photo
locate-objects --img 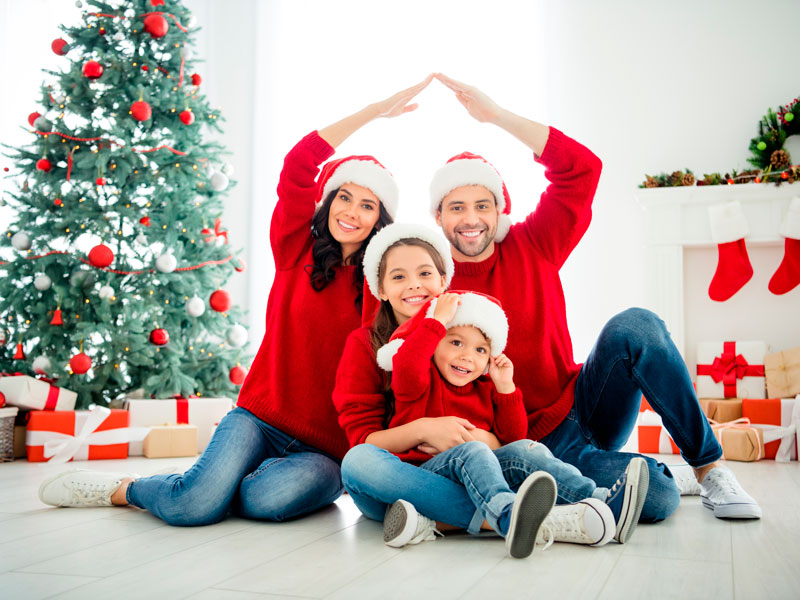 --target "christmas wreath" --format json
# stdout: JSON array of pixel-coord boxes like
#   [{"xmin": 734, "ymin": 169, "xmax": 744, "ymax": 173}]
[{"xmin": 748, "ymin": 97, "xmax": 800, "ymax": 175}]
